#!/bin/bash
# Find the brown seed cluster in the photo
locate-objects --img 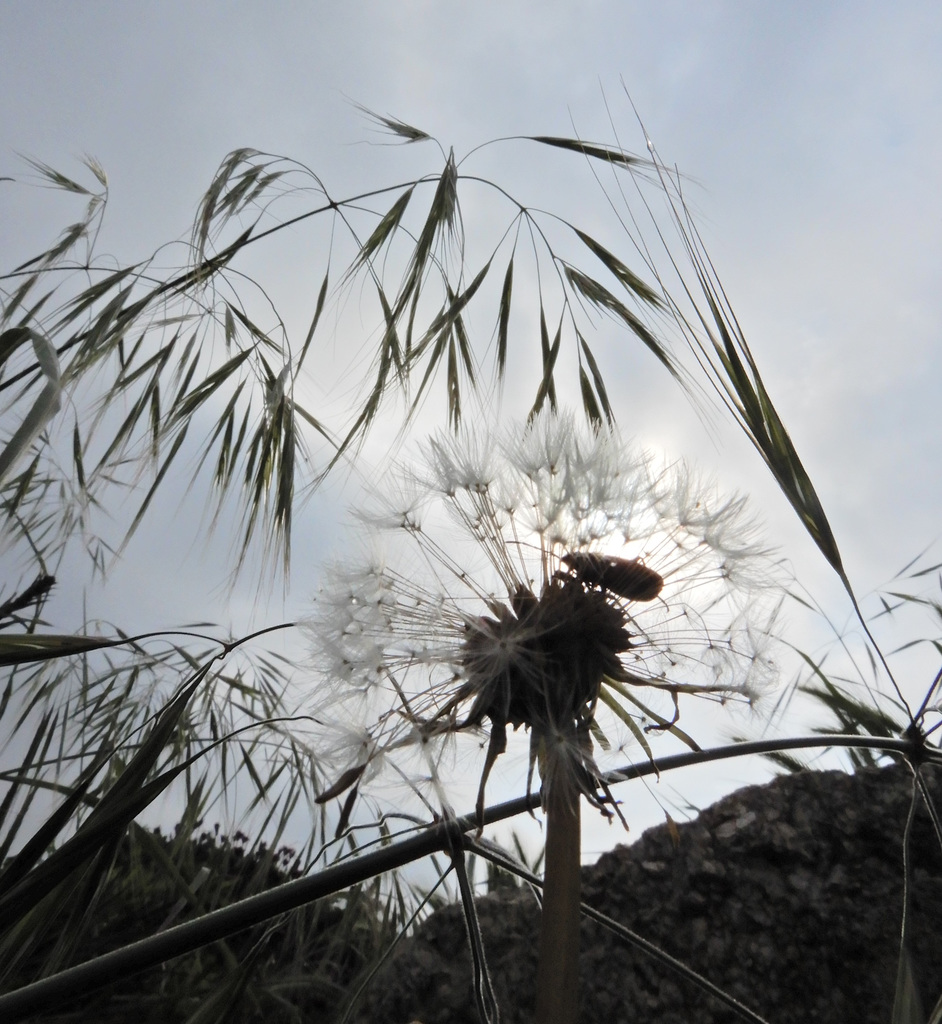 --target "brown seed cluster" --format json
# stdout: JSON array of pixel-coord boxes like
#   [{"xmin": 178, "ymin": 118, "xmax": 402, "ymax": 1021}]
[{"xmin": 456, "ymin": 555, "xmax": 663, "ymax": 821}]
